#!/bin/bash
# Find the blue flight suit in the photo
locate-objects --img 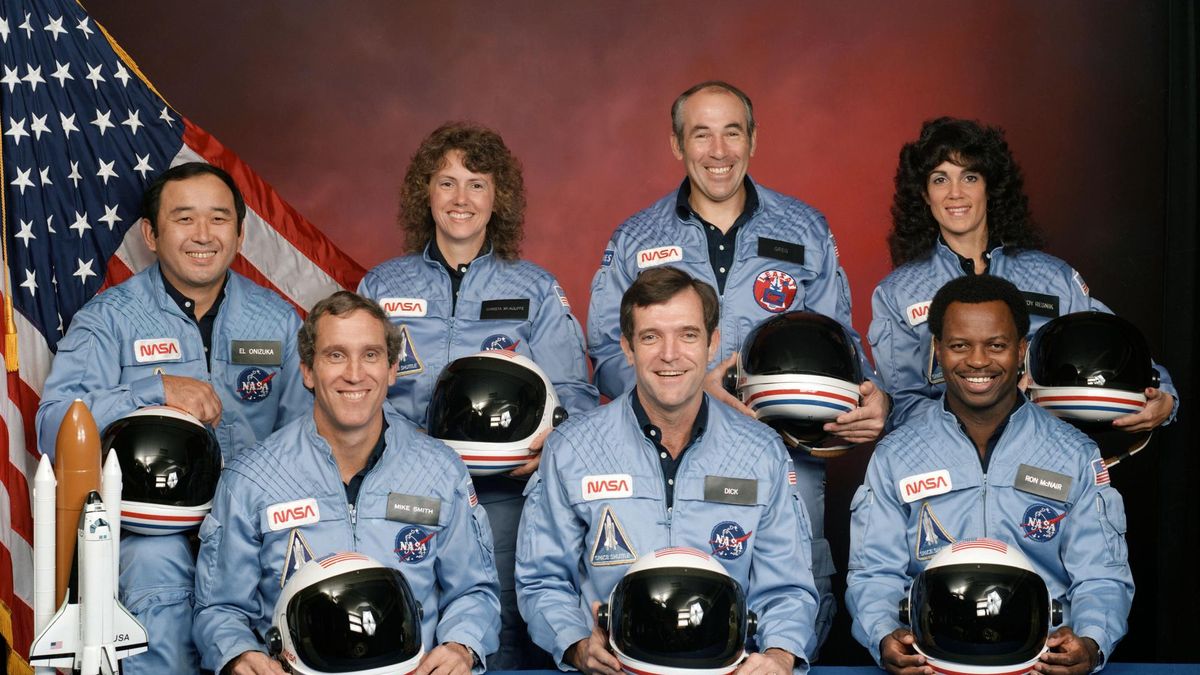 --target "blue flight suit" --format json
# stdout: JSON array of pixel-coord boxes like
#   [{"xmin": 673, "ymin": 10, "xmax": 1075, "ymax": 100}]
[
  {"xmin": 846, "ymin": 397, "xmax": 1133, "ymax": 667},
  {"xmin": 587, "ymin": 179, "xmax": 872, "ymax": 646},
  {"xmin": 869, "ymin": 239, "xmax": 1179, "ymax": 427},
  {"xmin": 192, "ymin": 406, "xmax": 500, "ymax": 672},
  {"xmin": 516, "ymin": 391, "xmax": 820, "ymax": 671},
  {"xmin": 35, "ymin": 263, "xmax": 310, "ymax": 675},
  {"xmin": 358, "ymin": 245, "xmax": 597, "ymax": 669}
]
